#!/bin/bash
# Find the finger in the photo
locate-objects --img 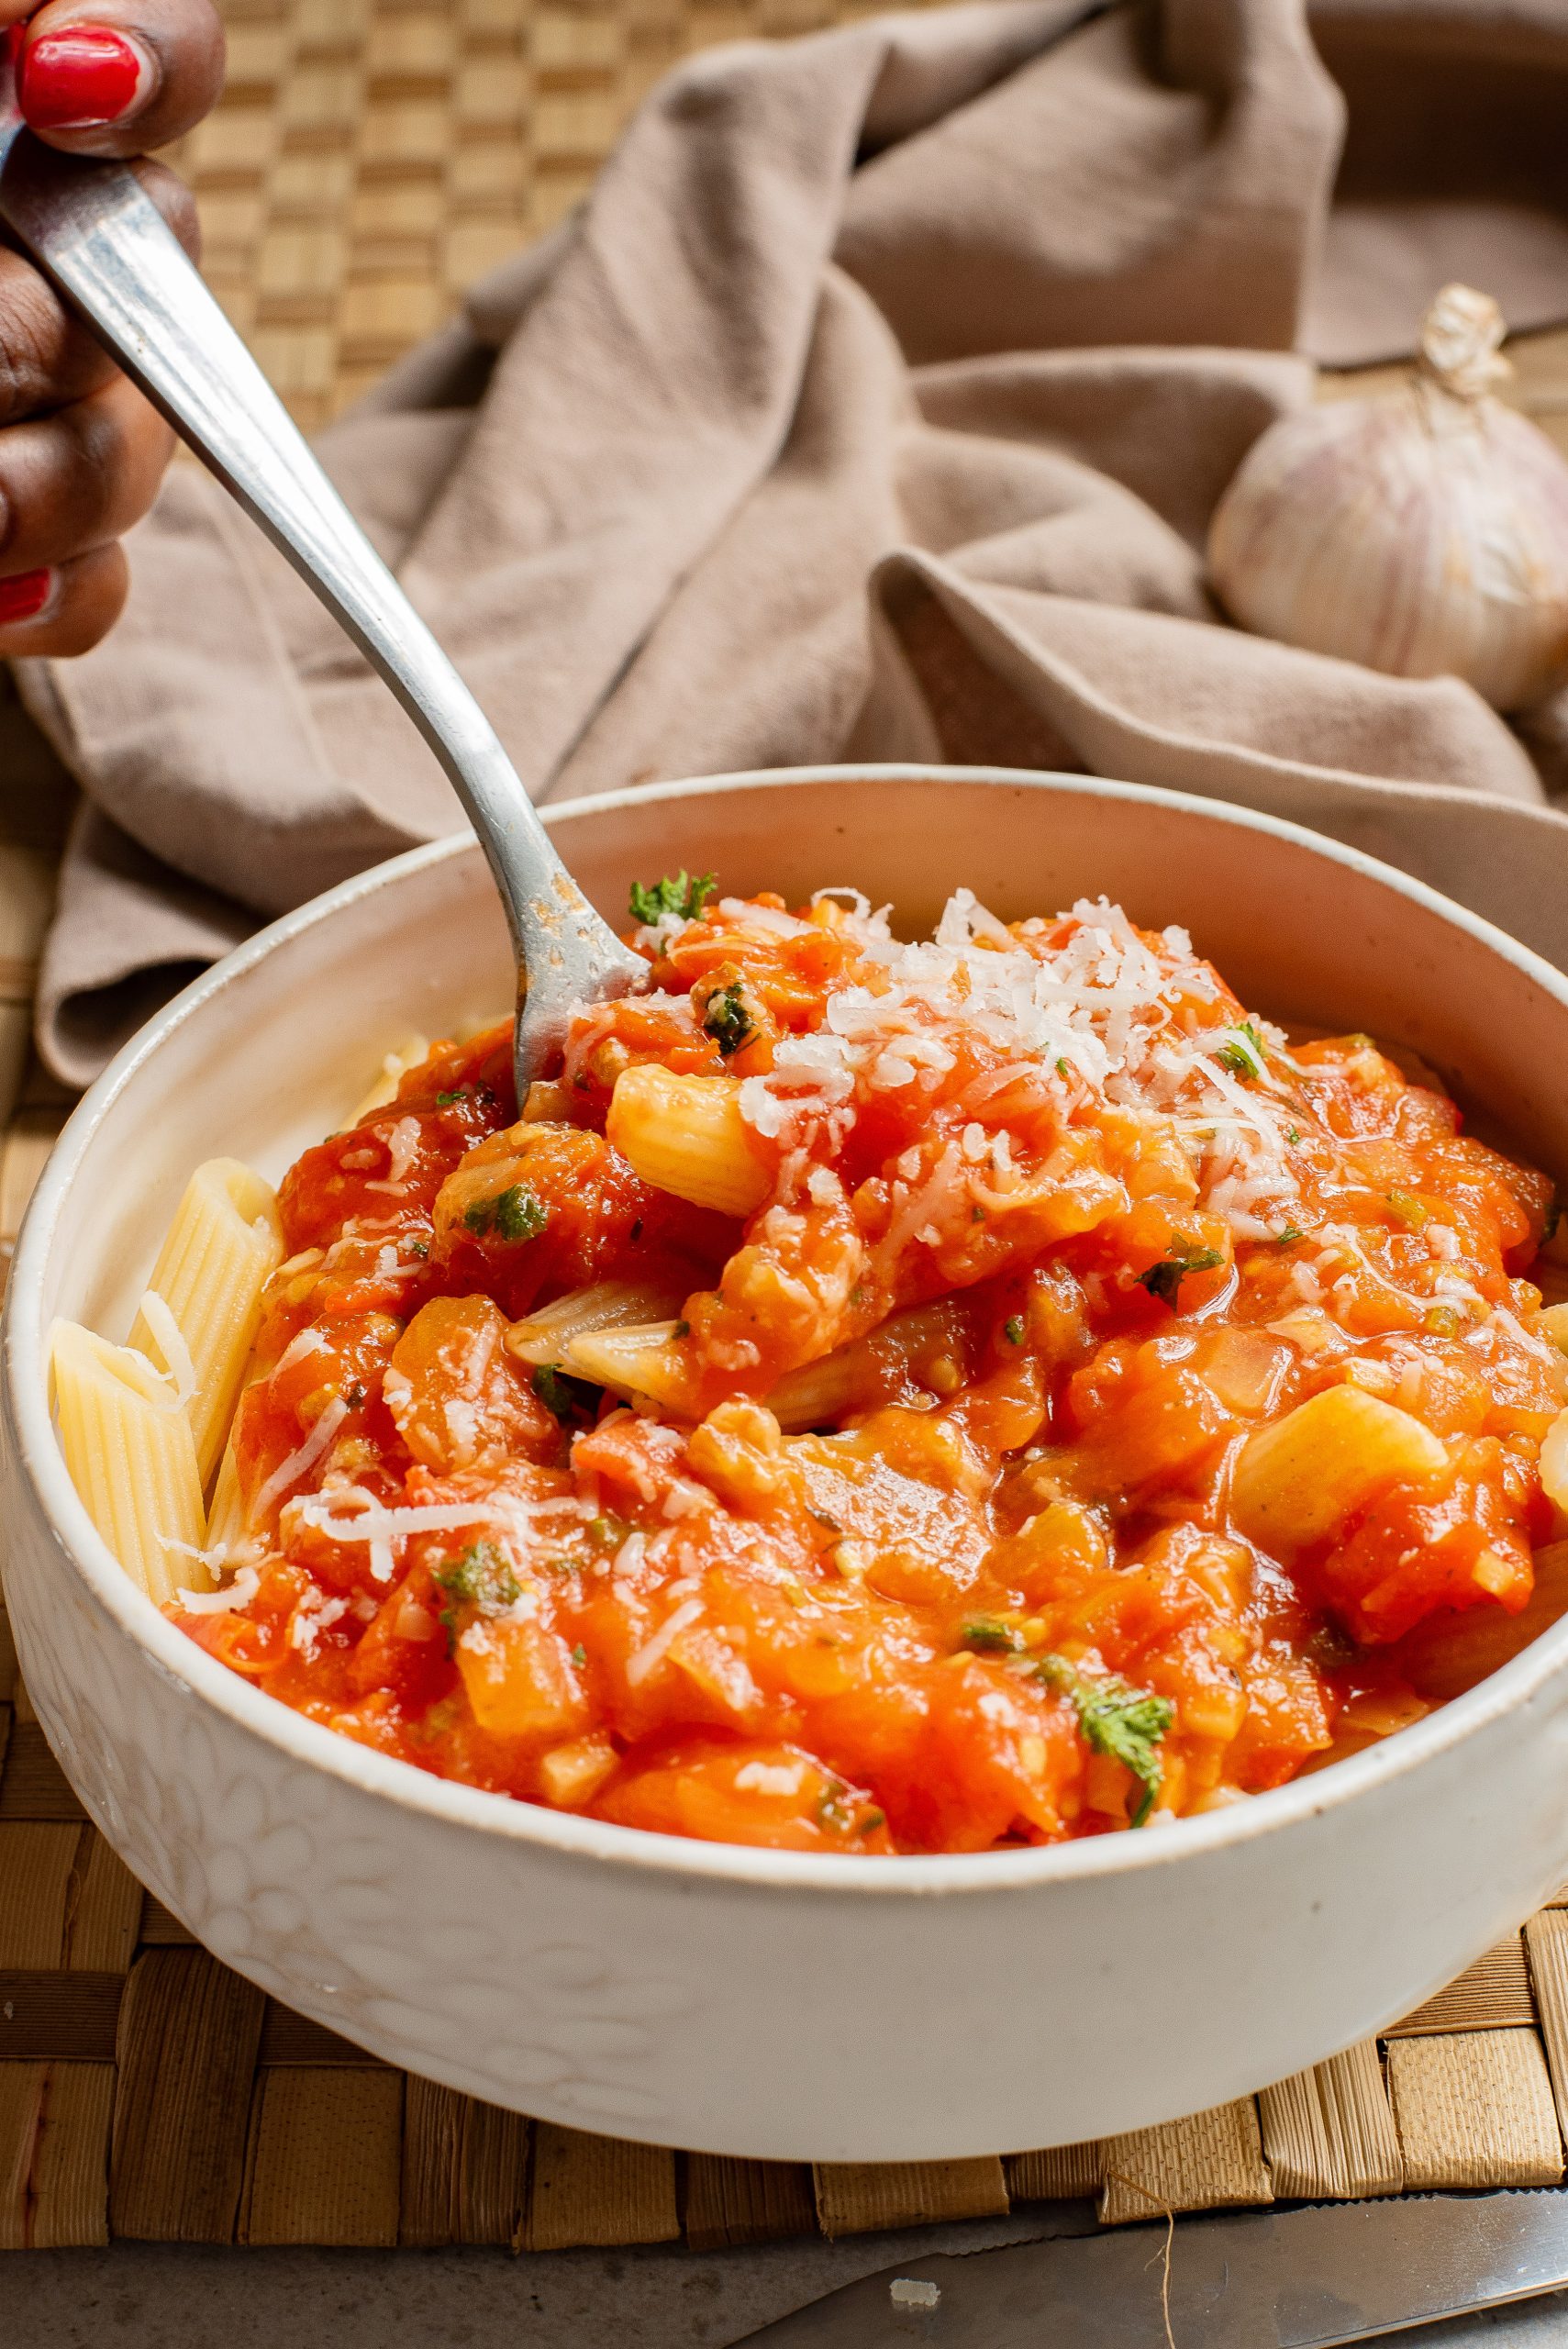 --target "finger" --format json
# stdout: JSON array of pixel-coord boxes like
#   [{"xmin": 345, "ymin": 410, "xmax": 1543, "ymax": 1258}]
[
  {"xmin": 0, "ymin": 373, "xmax": 171, "ymax": 569},
  {"xmin": 15, "ymin": 0, "xmax": 225, "ymax": 155},
  {"xmin": 0, "ymin": 242, "xmax": 121, "ymax": 417},
  {"xmin": 0, "ymin": 540, "xmax": 128, "ymax": 655}
]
